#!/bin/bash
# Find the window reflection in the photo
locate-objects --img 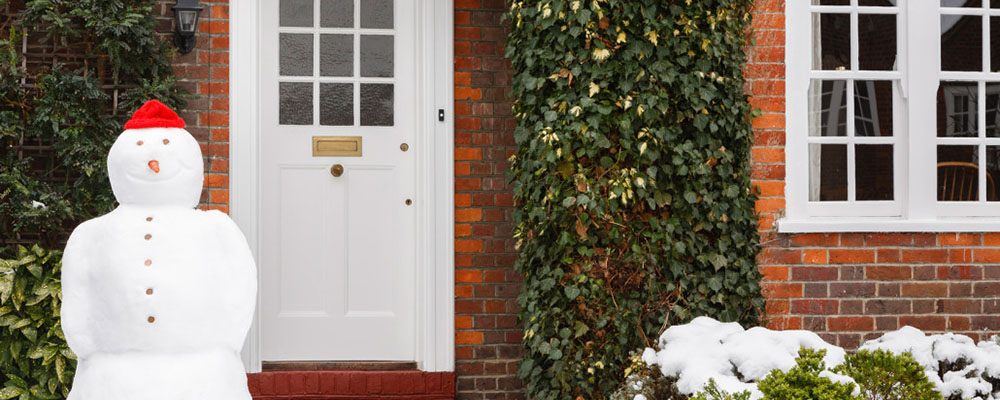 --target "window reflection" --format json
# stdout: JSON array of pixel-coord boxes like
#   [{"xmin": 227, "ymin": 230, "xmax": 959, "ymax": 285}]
[
  {"xmin": 858, "ymin": 13, "xmax": 896, "ymax": 71},
  {"xmin": 937, "ymin": 82, "xmax": 979, "ymax": 138},
  {"xmin": 810, "ymin": 144, "xmax": 848, "ymax": 201},
  {"xmin": 815, "ymin": 13, "xmax": 850, "ymax": 71},
  {"xmin": 856, "ymin": 145, "xmax": 894, "ymax": 201},
  {"xmin": 941, "ymin": 14, "xmax": 983, "ymax": 72}
]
